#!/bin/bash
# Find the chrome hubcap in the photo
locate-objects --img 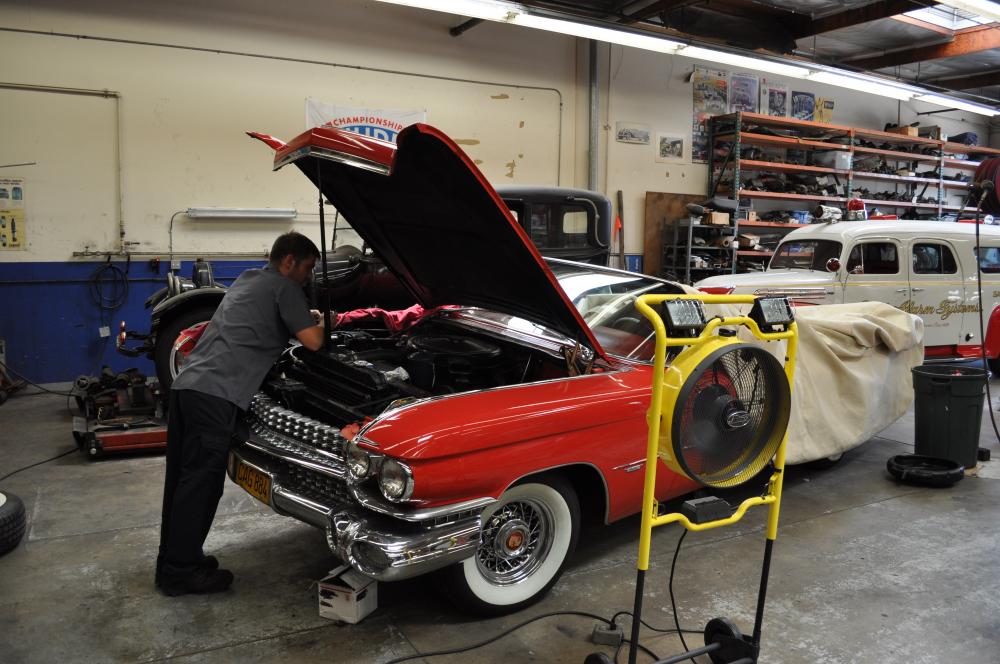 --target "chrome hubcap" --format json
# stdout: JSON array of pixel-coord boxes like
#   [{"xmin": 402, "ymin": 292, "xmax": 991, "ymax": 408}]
[{"xmin": 476, "ymin": 499, "xmax": 553, "ymax": 586}]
